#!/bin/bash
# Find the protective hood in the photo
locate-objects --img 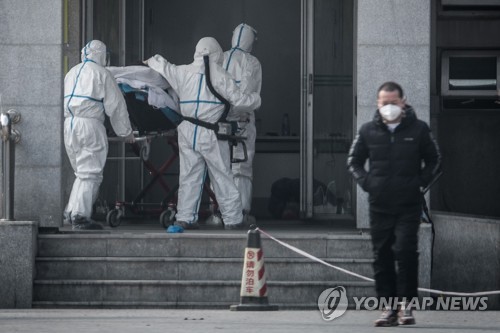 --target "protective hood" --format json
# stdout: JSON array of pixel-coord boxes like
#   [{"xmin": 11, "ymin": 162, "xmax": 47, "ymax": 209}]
[
  {"xmin": 81, "ymin": 40, "xmax": 107, "ymax": 66},
  {"xmin": 231, "ymin": 23, "xmax": 257, "ymax": 53},
  {"xmin": 193, "ymin": 37, "xmax": 223, "ymax": 67}
]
